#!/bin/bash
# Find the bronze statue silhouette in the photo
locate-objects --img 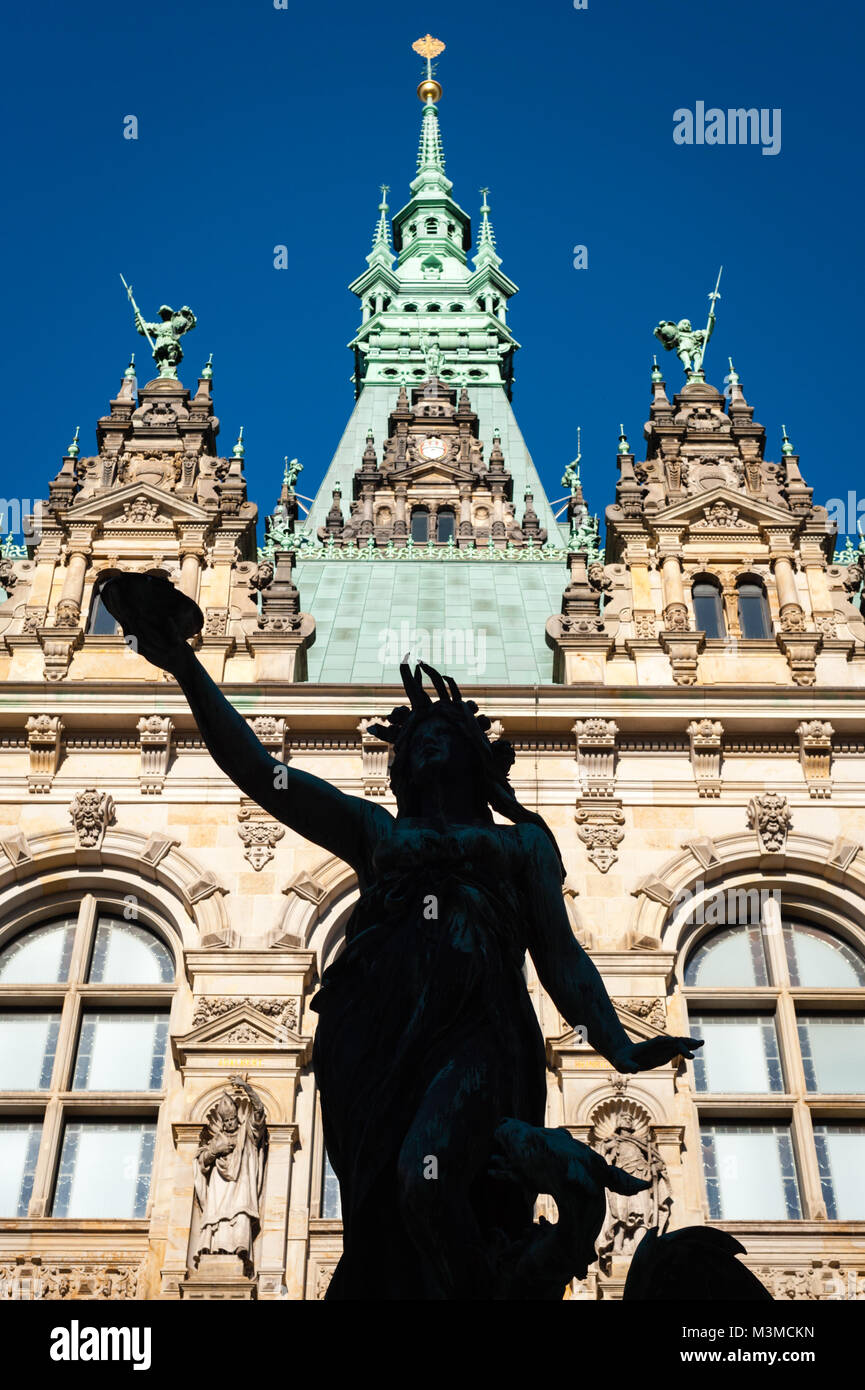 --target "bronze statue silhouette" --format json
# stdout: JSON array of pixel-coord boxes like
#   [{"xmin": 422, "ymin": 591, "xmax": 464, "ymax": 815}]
[{"xmin": 98, "ymin": 571, "xmax": 703, "ymax": 1300}]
